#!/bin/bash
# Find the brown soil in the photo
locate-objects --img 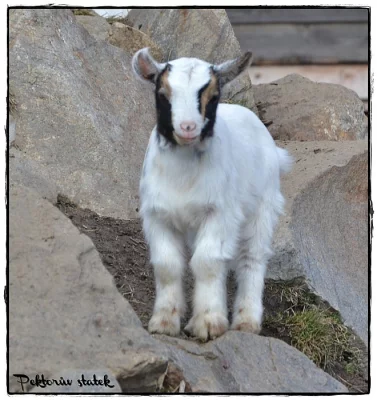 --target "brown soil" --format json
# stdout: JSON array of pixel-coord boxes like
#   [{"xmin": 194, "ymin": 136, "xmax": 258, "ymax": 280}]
[{"xmin": 56, "ymin": 195, "xmax": 369, "ymax": 393}]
